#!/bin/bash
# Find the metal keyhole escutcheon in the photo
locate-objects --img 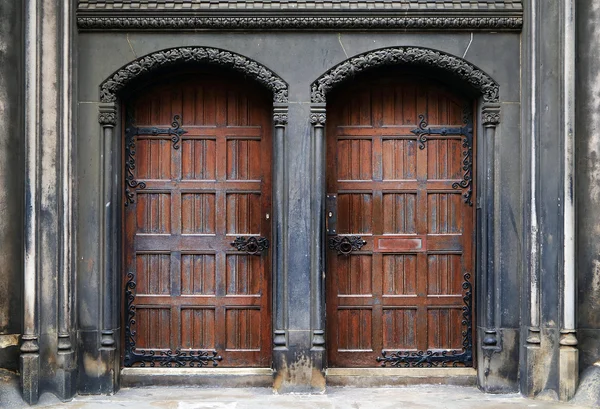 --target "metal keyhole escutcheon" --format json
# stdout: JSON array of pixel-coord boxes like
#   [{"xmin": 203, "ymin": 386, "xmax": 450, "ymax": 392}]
[
  {"xmin": 231, "ymin": 236, "xmax": 269, "ymax": 255},
  {"xmin": 329, "ymin": 236, "xmax": 366, "ymax": 256}
]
